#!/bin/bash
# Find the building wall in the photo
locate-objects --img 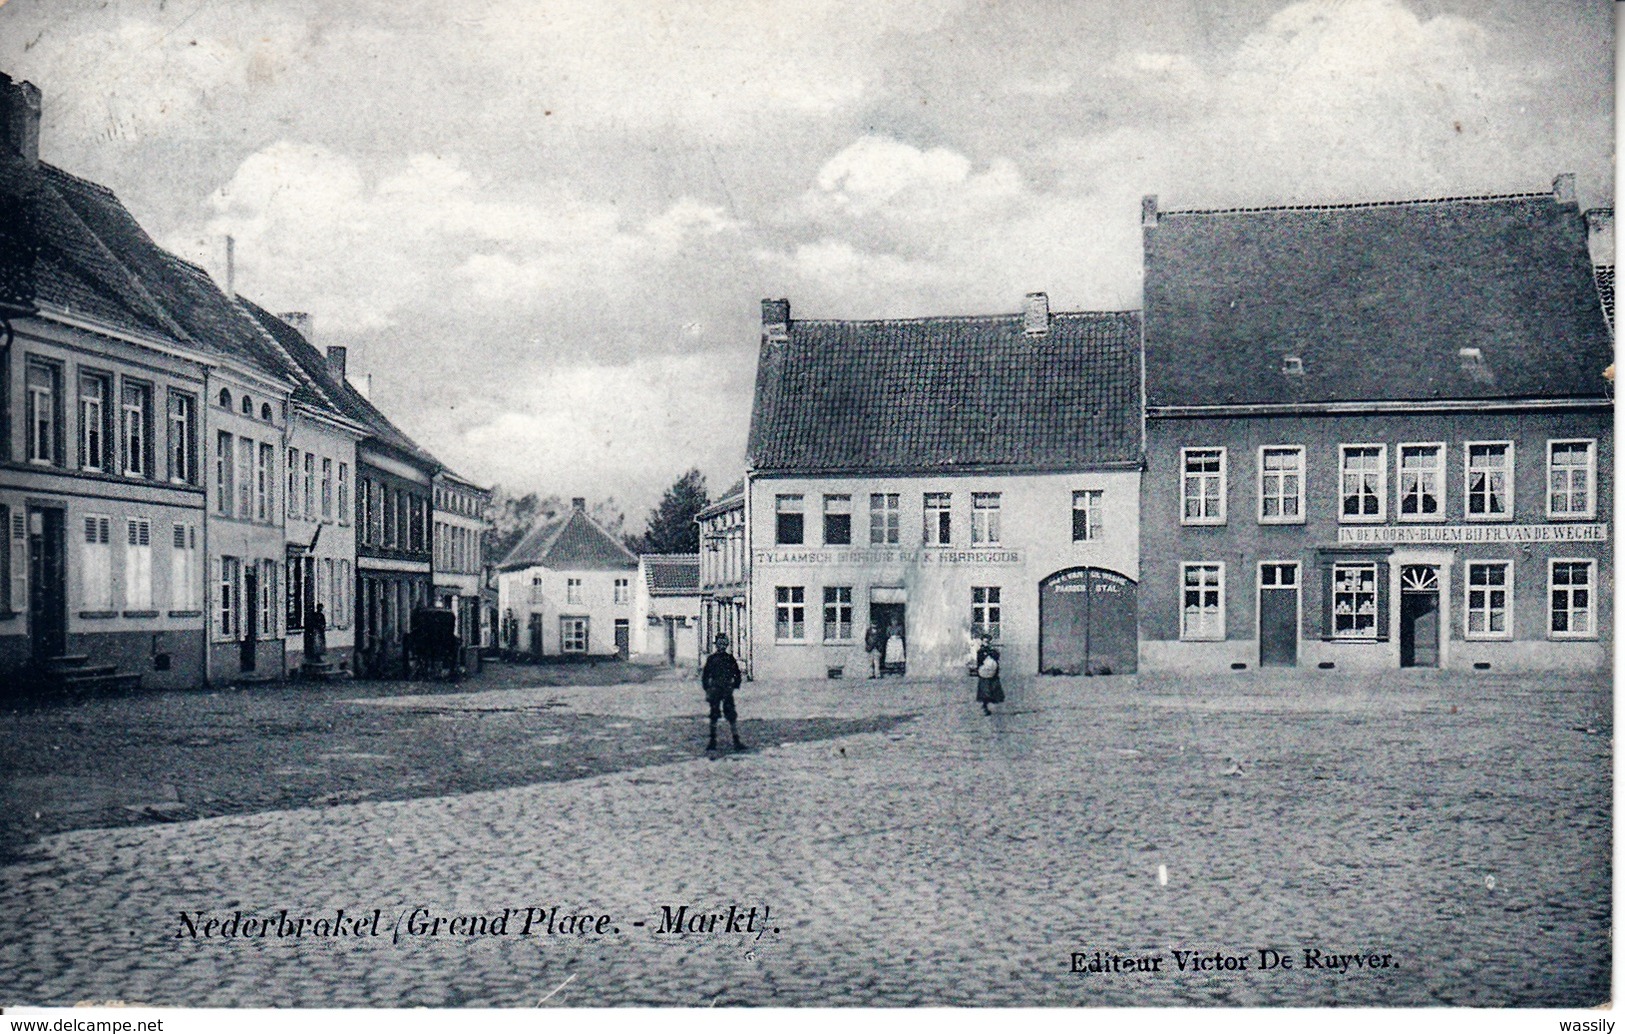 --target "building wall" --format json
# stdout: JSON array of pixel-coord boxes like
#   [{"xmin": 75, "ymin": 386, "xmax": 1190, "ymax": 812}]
[
  {"xmin": 747, "ymin": 470, "xmax": 1141, "ymax": 680},
  {"xmin": 432, "ymin": 476, "xmax": 490, "ymax": 650},
  {"xmin": 353, "ymin": 446, "xmax": 435, "ymax": 675},
  {"xmin": 2, "ymin": 319, "xmax": 210, "ymax": 690},
  {"xmin": 498, "ymin": 564, "xmax": 635, "ymax": 658},
  {"xmin": 697, "ymin": 498, "xmax": 747, "ymax": 675},
  {"xmin": 1140, "ymin": 409, "xmax": 1612, "ymax": 672},
  {"xmin": 284, "ymin": 412, "xmax": 360, "ymax": 673}
]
